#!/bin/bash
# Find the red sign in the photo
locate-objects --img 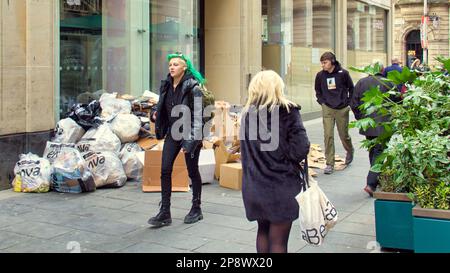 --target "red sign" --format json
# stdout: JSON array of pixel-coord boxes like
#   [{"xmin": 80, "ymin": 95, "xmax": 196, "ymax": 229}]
[{"xmin": 421, "ymin": 16, "xmax": 429, "ymax": 49}]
